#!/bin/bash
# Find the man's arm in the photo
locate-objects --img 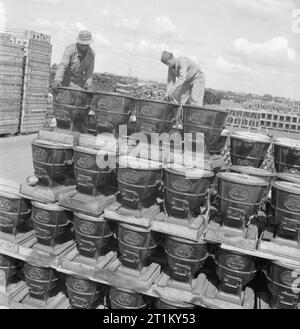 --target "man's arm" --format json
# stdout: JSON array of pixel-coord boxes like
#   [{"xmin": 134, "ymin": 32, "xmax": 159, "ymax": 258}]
[
  {"xmin": 84, "ymin": 51, "xmax": 95, "ymax": 89},
  {"xmin": 54, "ymin": 46, "xmax": 72, "ymax": 83},
  {"xmin": 172, "ymin": 60, "xmax": 188, "ymax": 94},
  {"xmin": 166, "ymin": 66, "xmax": 176, "ymax": 93}
]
